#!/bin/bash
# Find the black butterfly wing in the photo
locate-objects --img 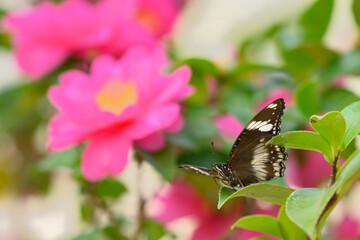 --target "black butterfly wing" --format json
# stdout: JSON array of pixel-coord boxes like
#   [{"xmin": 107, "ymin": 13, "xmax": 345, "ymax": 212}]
[{"xmin": 226, "ymin": 98, "xmax": 287, "ymax": 185}]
